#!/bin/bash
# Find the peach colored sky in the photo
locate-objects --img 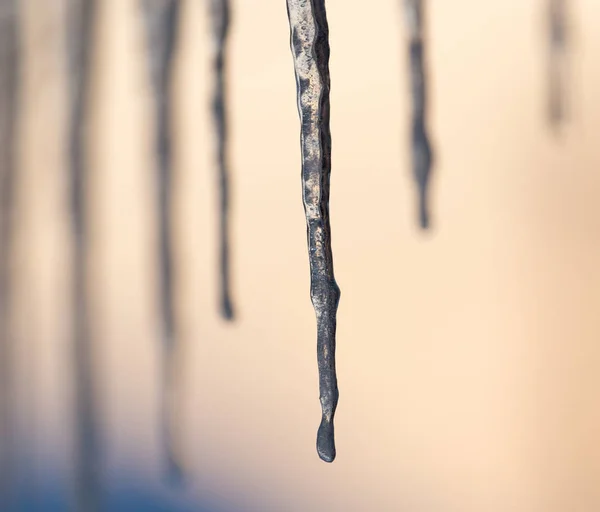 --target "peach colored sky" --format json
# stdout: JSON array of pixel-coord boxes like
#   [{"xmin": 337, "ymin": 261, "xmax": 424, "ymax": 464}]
[{"xmin": 7, "ymin": 0, "xmax": 600, "ymax": 510}]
